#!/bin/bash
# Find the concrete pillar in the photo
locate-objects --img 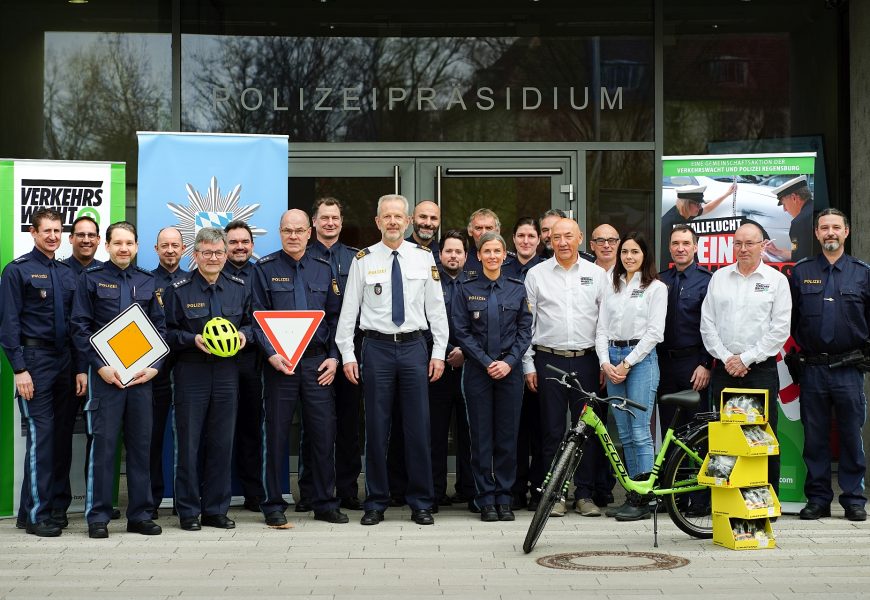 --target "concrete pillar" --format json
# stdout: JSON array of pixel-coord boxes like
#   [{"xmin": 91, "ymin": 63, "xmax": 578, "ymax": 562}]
[{"xmin": 849, "ymin": 0, "xmax": 870, "ymax": 483}]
